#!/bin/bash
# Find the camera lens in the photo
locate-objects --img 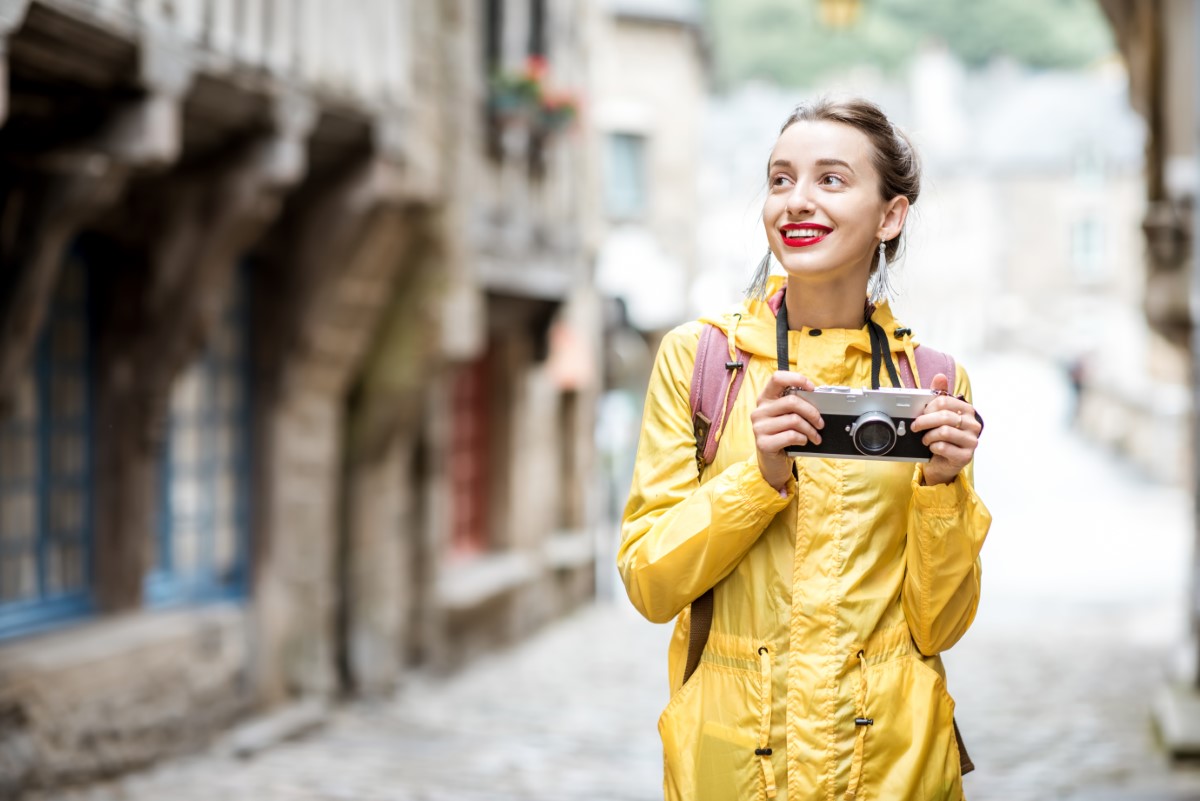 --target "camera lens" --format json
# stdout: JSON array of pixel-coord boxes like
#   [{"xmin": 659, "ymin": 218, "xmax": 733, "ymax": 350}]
[{"xmin": 850, "ymin": 411, "xmax": 897, "ymax": 456}]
